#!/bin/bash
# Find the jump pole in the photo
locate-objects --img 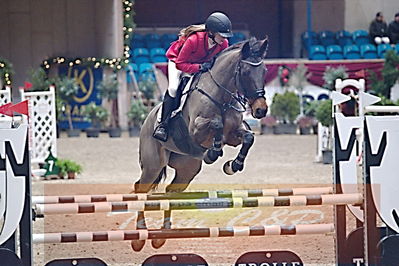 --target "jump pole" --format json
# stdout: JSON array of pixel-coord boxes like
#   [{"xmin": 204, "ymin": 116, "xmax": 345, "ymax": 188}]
[
  {"xmin": 32, "ymin": 187, "xmax": 334, "ymax": 204},
  {"xmin": 33, "ymin": 223, "xmax": 335, "ymax": 244},
  {"xmin": 35, "ymin": 193, "xmax": 363, "ymax": 216}
]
